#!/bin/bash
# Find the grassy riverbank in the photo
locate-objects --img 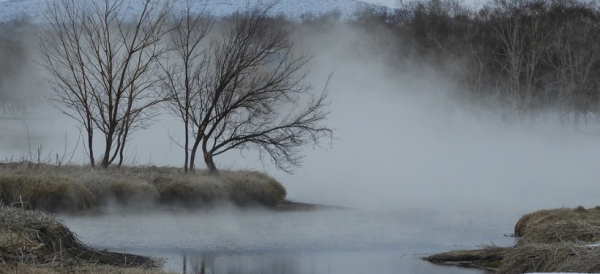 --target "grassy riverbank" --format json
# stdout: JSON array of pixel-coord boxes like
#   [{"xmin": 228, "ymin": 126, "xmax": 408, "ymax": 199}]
[
  {"xmin": 0, "ymin": 265, "xmax": 174, "ymax": 274},
  {"xmin": 0, "ymin": 162, "xmax": 286, "ymax": 212},
  {"xmin": 426, "ymin": 206, "xmax": 600, "ymax": 273},
  {"xmin": 0, "ymin": 205, "xmax": 175, "ymax": 274}
]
